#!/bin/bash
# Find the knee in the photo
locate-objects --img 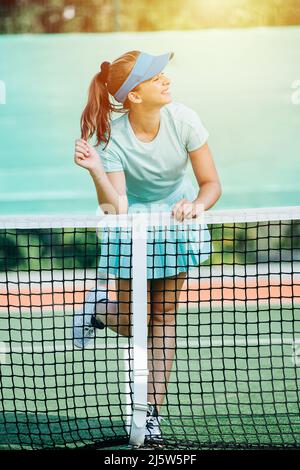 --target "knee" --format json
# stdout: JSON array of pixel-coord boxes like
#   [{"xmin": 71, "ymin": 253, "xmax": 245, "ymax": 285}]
[{"xmin": 152, "ymin": 306, "xmax": 176, "ymax": 326}]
